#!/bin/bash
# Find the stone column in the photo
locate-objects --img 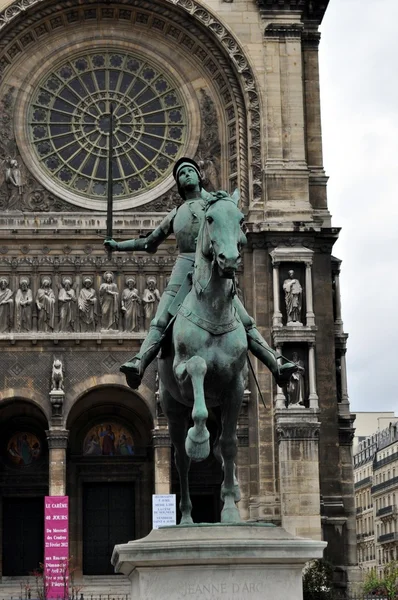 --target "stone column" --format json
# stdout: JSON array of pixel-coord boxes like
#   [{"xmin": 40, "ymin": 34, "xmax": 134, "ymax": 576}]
[
  {"xmin": 237, "ymin": 391, "xmax": 250, "ymax": 521},
  {"xmin": 276, "ymin": 408, "xmax": 321, "ymax": 540},
  {"xmin": 338, "ymin": 348, "xmax": 350, "ymax": 415},
  {"xmin": 308, "ymin": 343, "xmax": 319, "ymax": 409},
  {"xmin": 333, "ymin": 268, "xmax": 344, "ymax": 333},
  {"xmin": 305, "ymin": 262, "xmax": 315, "ymax": 327},
  {"xmin": 275, "ymin": 344, "xmax": 286, "ymax": 409},
  {"xmin": 46, "ymin": 429, "xmax": 69, "ymax": 497},
  {"xmin": 271, "ymin": 262, "xmax": 283, "ymax": 327},
  {"xmin": 152, "ymin": 426, "xmax": 171, "ymax": 496}
]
